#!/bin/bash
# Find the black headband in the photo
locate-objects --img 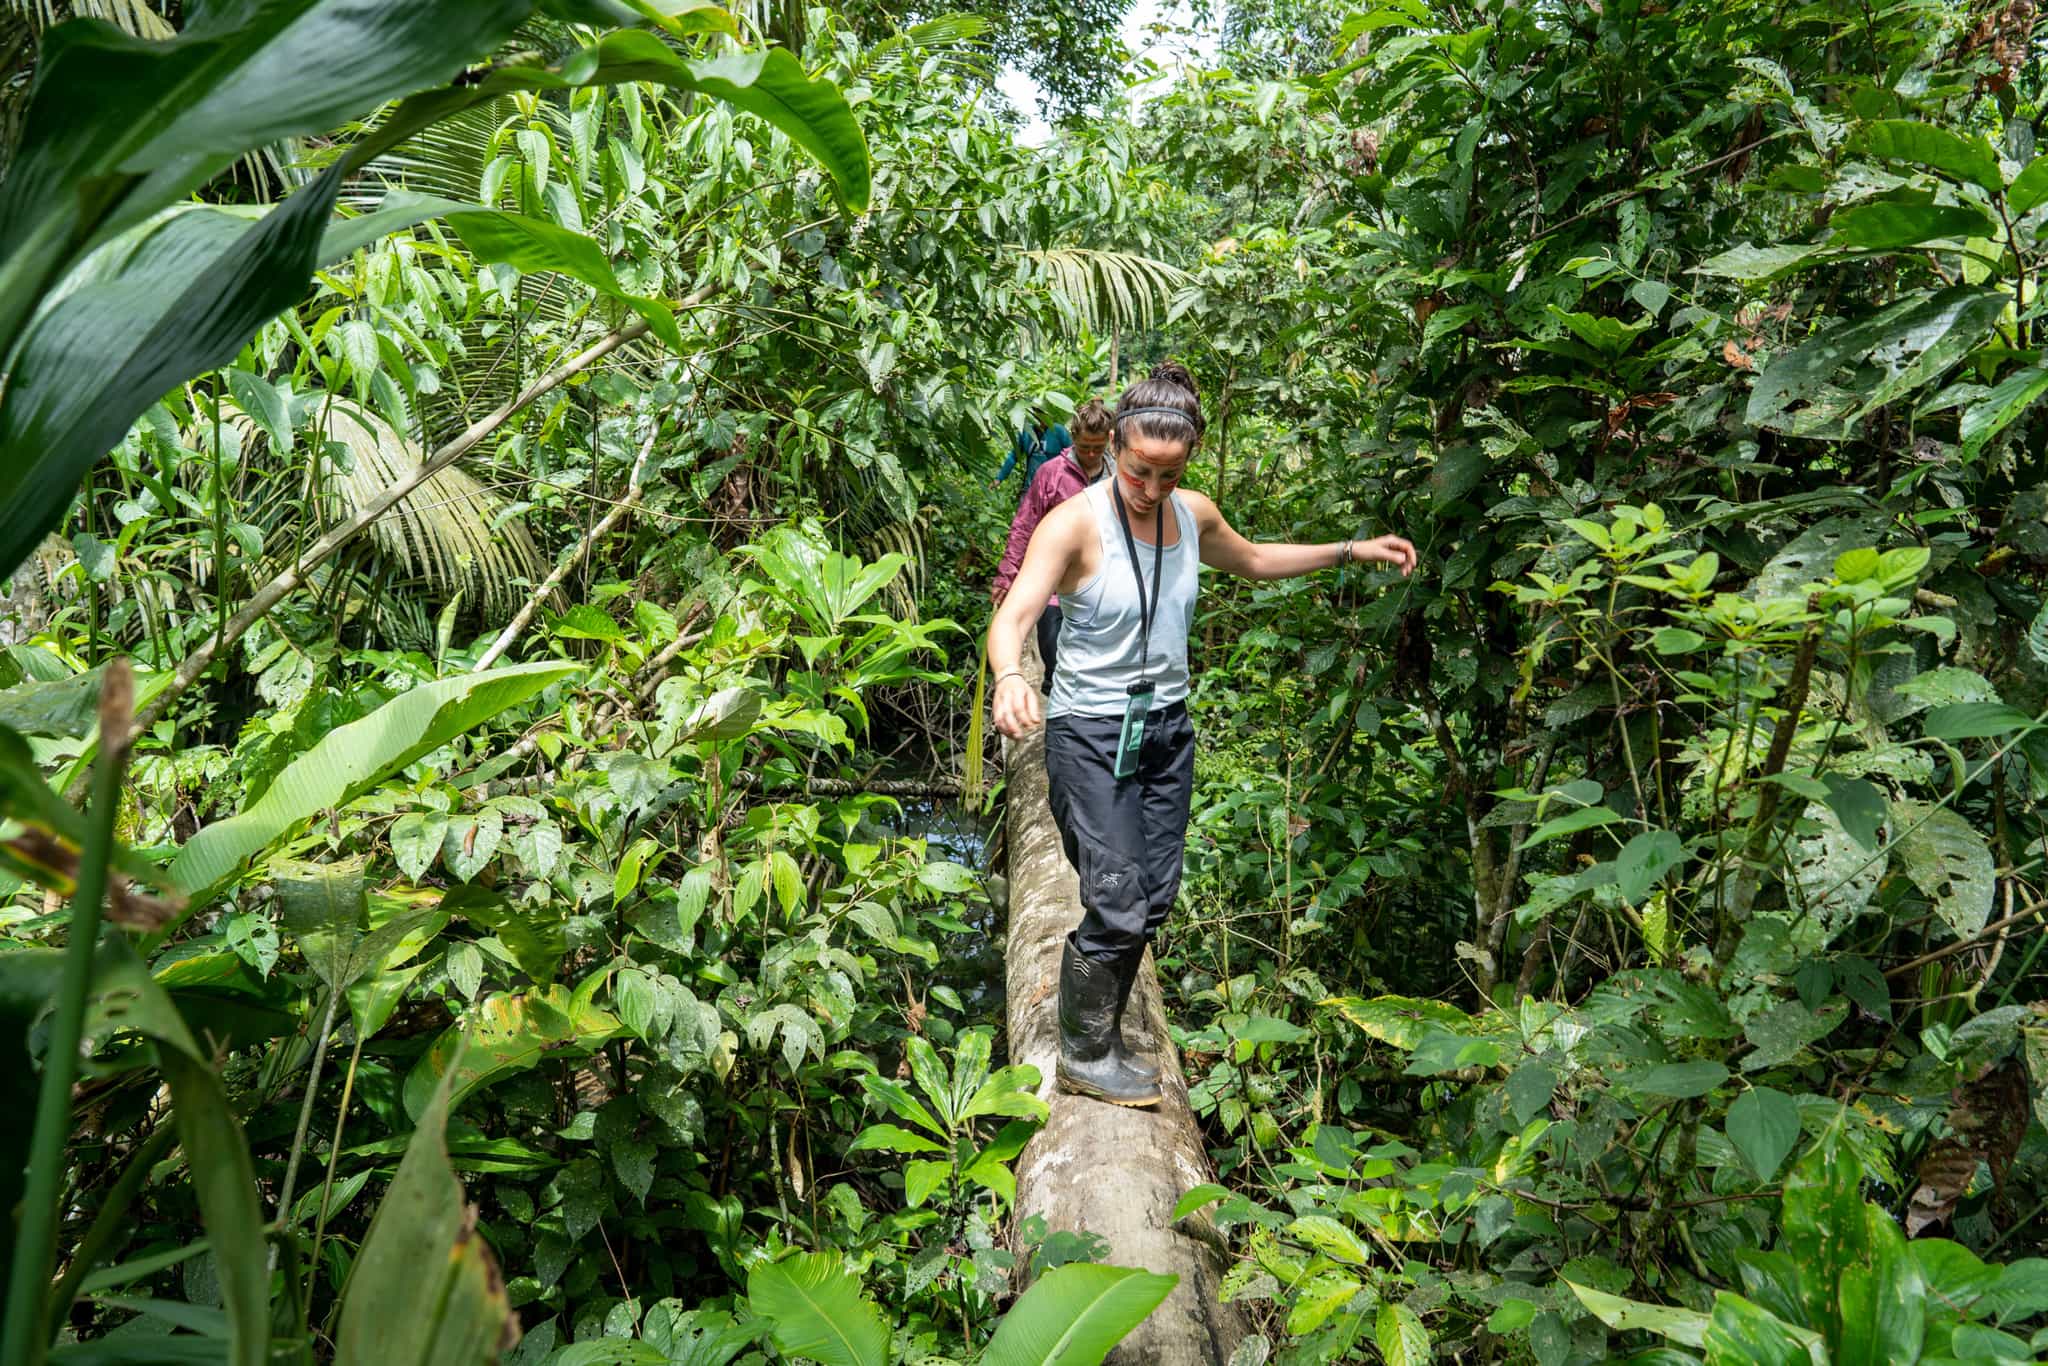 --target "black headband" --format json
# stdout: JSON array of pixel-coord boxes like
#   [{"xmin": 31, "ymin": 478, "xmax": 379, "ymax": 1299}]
[{"xmin": 1116, "ymin": 405, "xmax": 1198, "ymax": 422}]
